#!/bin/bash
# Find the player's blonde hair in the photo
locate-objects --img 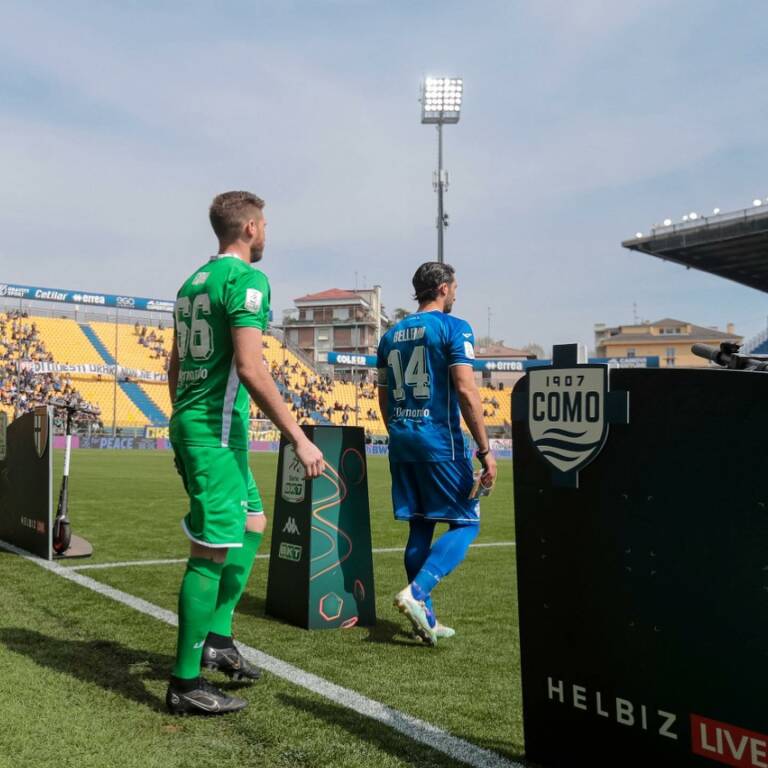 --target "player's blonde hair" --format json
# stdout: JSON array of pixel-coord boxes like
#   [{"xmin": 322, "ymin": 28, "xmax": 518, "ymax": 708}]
[{"xmin": 209, "ymin": 191, "xmax": 265, "ymax": 243}]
